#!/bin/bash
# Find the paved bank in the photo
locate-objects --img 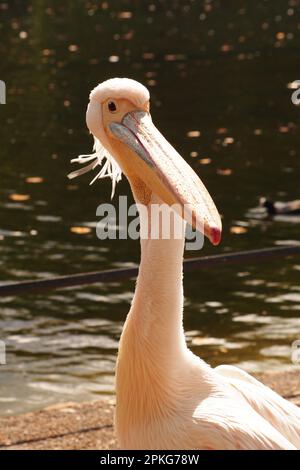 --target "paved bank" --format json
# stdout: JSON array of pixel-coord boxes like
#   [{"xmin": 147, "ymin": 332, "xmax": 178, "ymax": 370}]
[{"xmin": 0, "ymin": 369, "xmax": 299, "ymax": 450}]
